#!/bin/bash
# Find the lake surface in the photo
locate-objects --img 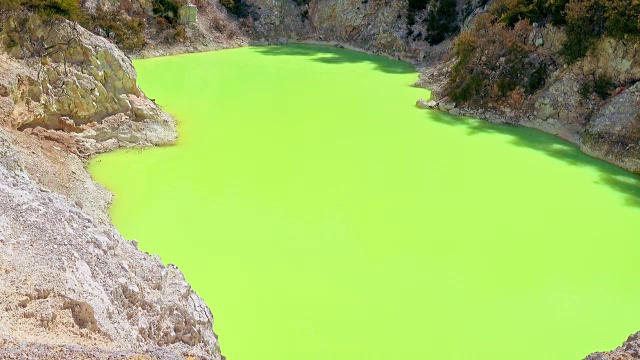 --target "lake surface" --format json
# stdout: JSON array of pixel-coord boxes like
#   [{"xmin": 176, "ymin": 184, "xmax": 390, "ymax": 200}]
[{"xmin": 89, "ymin": 45, "xmax": 640, "ymax": 359}]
